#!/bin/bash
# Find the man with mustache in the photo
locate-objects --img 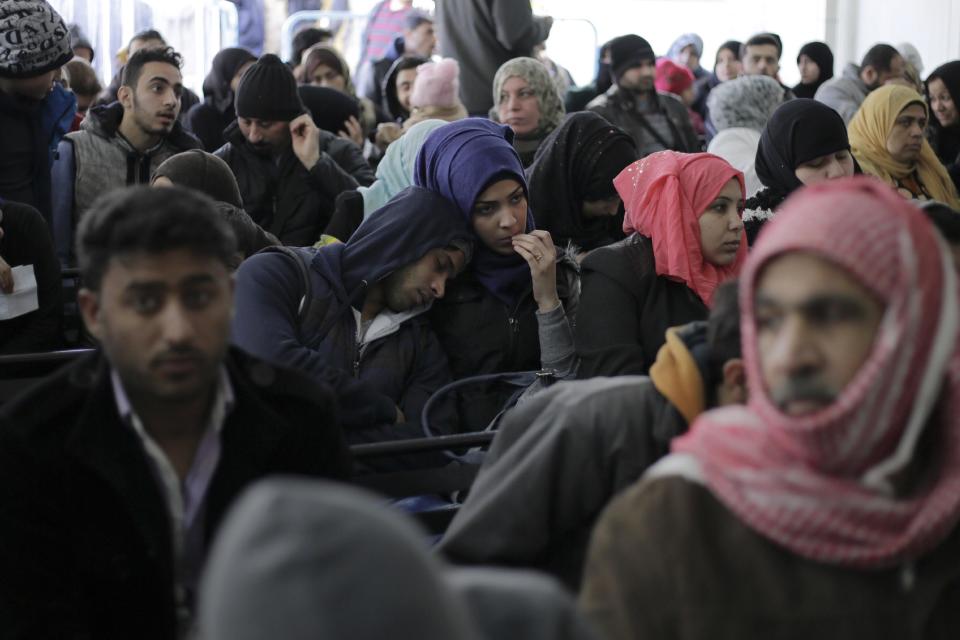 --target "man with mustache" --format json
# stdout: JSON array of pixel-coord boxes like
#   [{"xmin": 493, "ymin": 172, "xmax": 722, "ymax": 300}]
[
  {"xmin": 0, "ymin": 186, "xmax": 350, "ymax": 639},
  {"xmin": 579, "ymin": 176, "xmax": 960, "ymax": 639},
  {"xmin": 587, "ymin": 34, "xmax": 698, "ymax": 158},
  {"xmin": 52, "ymin": 45, "xmax": 201, "ymax": 265}
]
